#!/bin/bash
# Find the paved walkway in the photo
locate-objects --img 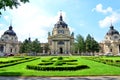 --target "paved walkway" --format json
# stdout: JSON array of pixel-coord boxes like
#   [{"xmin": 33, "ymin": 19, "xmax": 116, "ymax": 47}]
[{"xmin": 0, "ymin": 76, "xmax": 120, "ymax": 80}]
